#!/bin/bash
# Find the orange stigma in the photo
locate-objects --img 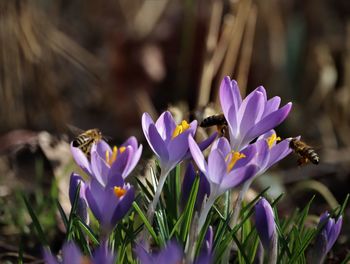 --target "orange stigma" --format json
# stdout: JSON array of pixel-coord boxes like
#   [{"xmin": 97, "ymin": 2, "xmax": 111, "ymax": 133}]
[
  {"xmin": 105, "ymin": 146, "xmax": 126, "ymax": 166},
  {"xmin": 266, "ymin": 134, "xmax": 281, "ymax": 149},
  {"xmin": 226, "ymin": 151, "xmax": 246, "ymax": 172},
  {"xmin": 114, "ymin": 186, "xmax": 127, "ymax": 198}
]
